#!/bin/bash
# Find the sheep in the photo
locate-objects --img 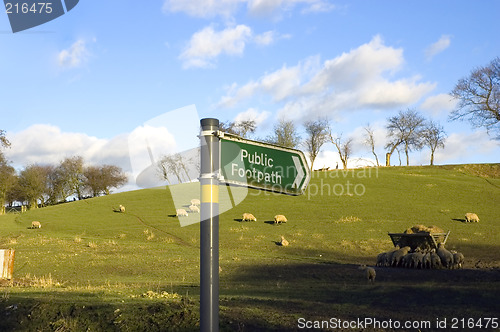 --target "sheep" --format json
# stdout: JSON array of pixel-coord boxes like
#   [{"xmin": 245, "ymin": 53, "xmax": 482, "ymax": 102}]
[
  {"xmin": 279, "ymin": 236, "xmax": 289, "ymax": 247},
  {"xmin": 242, "ymin": 213, "xmax": 257, "ymax": 222},
  {"xmin": 119, "ymin": 204, "xmax": 125, "ymax": 212},
  {"xmin": 31, "ymin": 221, "xmax": 41, "ymax": 229},
  {"xmin": 176, "ymin": 209, "xmax": 188, "ymax": 217},
  {"xmin": 400, "ymin": 253, "xmax": 412, "ymax": 268},
  {"xmin": 413, "ymin": 251, "xmax": 425, "ymax": 269},
  {"xmin": 376, "ymin": 252, "xmax": 387, "ymax": 267},
  {"xmin": 359, "ymin": 265, "xmax": 376, "ymax": 283},
  {"xmin": 274, "ymin": 214, "xmax": 287, "ymax": 224},
  {"xmin": 430, "ymin": 249, "xmax": 442, "ymax": 269},
  {"xmin": 190, "ymin": 199, "xmax": 201, "ymax": 206},
  {"xmin": 385, "ymin": 246, "xmax": 400, "ymax": 267},
  {"xmin": 422, "ymin": 252, "xmax": 432, "ymax": 269},
  {"xmin": 403, "ymin": 250, "xmax": 424, "ymax": 268},
  {"xmin": 437, "ymin": 243, "xmax": 454, "ymax": 269},
  {"xmin": 391, "ymin": 246, "xmax": 411, "ymax": 267},
  {"xmin": 189, "ymin": 205, "xmax": 200, "ymax": 213},
  {"xmin": 464, "ymin": 212, "xmax": 479, "ymax": 223},
  {"xmin": 451, "ymin": 251, "xmax": 465, "ymax": 269}
]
